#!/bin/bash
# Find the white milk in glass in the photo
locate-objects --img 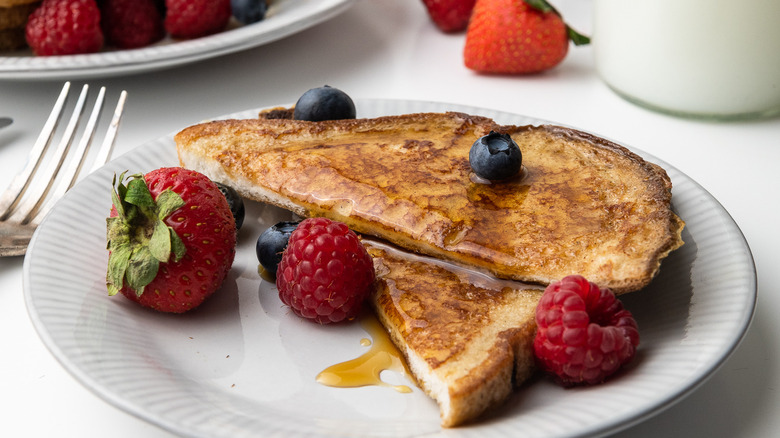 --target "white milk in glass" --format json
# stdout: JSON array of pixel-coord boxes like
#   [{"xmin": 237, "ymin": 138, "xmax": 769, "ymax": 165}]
[{"xmin": 593, "ymin": 0, "xmax": 780, "ymax": 119}]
